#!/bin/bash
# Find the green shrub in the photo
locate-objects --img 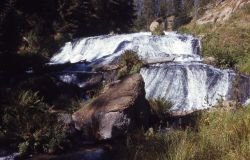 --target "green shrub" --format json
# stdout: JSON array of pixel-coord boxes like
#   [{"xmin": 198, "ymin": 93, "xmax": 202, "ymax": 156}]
[
  {"xmin": 1, "ymin": 90, "xmax": 72, "ymax": 155},
  {"xmin": 18, "ymin": 142, "xmax": 29, "ymax": 156},
  {"xmin": 18, "ymin": 31, "xmax": 69, "ymax": 59},
  {"xmin": 118, "ymin": 50, "xmax": 144, "ymax": 79},
  {"xmin": 149, "ymin": 98, "xmax": 172, "ymax": 120},
  {"xmin": 239, "ymin": 56, "xmax": 250, "ymax": 75}
]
